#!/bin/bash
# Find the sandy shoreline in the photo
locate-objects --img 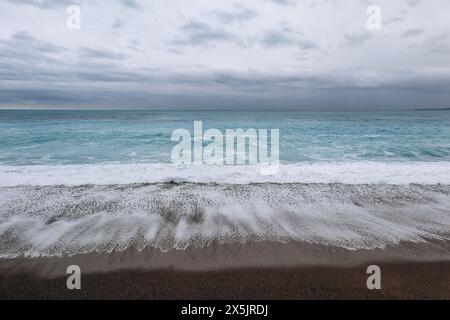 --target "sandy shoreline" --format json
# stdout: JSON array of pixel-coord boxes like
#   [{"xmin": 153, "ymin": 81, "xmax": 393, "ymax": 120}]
[
  {"xmin": 1, "ymin": 262, "xmax": 449, "ymax": 300},
  {"xmin": 1, "ymin": 239, "xmax": 450, "ymax": 275},
  {"xmin": 1, "ymin": 240, "xmax": 449, "ymax": 299}
]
